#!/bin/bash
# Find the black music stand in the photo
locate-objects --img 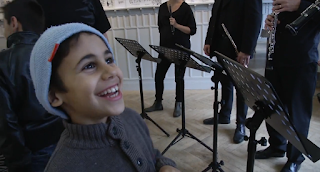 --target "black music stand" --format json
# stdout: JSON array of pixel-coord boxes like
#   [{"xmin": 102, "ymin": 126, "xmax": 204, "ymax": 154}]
[
  {"xmin": 175, "ymin": 44, "xmax": 226, "ymax": 172},
  {"xmin": 214, "ymin": 51, "xmax": 320, "ymax": 172},
  {"xmin": 115, "ymin": 37, "xmax": 170, "ymax": 137},
  {"xmin": 149, "ymin": 45, "xmax": 213, "ymax": 155}
]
